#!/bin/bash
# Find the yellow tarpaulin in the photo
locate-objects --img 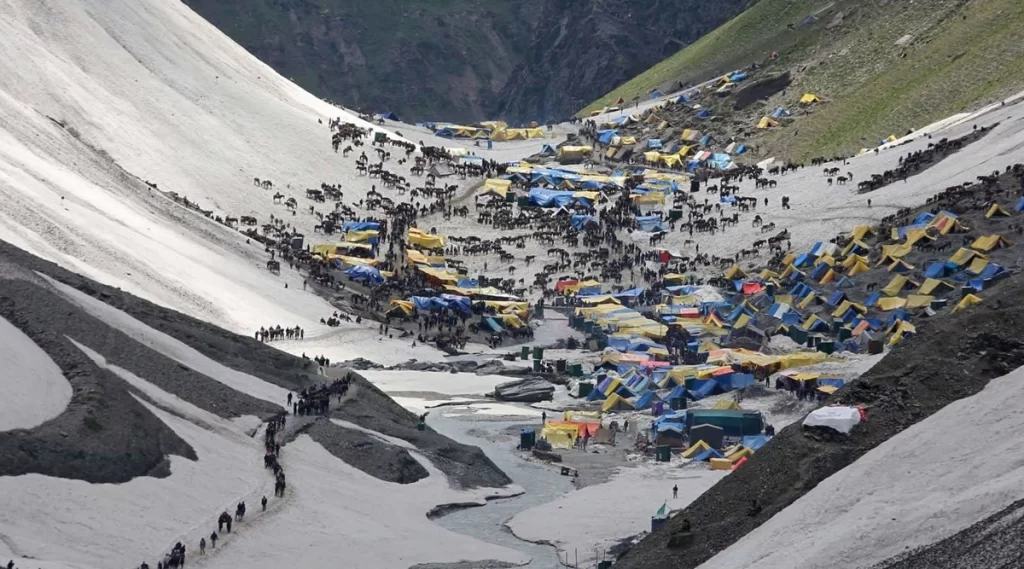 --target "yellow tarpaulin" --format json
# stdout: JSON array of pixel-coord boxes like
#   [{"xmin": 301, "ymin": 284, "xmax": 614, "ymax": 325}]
[
  {"xmin": 985, "ymin": 203, "xmax": 1012, "ymax": 218},
  {"xmin": 881, "ymin": 243, "xmax": 913, "ymax": 259},
  {"xmin": 882, "ymin": 275, "xmax": 912, "ymax": 297},
  {"xmin": 949, "ymin": 248, "xmax": 985, "ymax": 266},
  {"xmin": 408, "ymin": 228, "xmax": 445, "ymax": 249},
  {"xmin": 479, "ymin": 178, "xmax": 512, "ymax": 198},
  {"xmin": 952, "ymin": 294, "xmax": 982, "ymax": 314},
  {"xmin": 967, "ymin": 256, "xmax": 990, "ymax": 274},
  {"xmin": 876, "ymin": 297, "xmax": 908, "ymax": 311},
  {"xmin": 918, "ymin": 278, "xmax": 954, "ymax": 295},
  {"xmin": 313, "ymin": 242, "xmax": 372, "ymax": 256},
  {"xmin": 800, "ymin": 93, "xmax": 822, "ymax": 104},
  {"xmin": 387, "ymin": 300, "xmax": 414, "ymax": 314},
  {"xmin": 757, "ymin": 117, "xmax": 779, "ymax": 129},
  {"xmin": 344, "ymin": 230, "xmax": 379, "ymax": 243},
  {"xmin": 541, "ymin": 424, "xmax": 579, "ymax": 449},
  {"xmin": 905, "ymin": 294, "xmax": 935, "ymax": 309},
  {"xmin": 971, "ymin": 234, "xmax": 1012, "ymax": 252}
]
